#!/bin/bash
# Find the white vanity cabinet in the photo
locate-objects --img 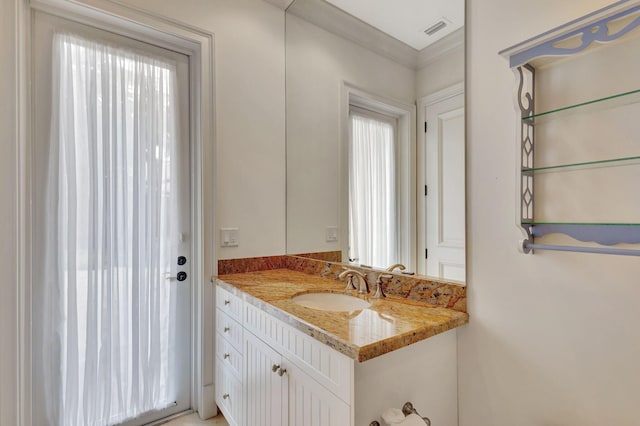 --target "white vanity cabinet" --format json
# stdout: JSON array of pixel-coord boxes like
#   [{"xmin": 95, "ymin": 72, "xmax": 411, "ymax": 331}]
[
  {"xmin": 216, "ymin": 285, "xmax": 352, "ymax": 426},
  {"xmin": 215, "ymin": 286, "xmax": 245, "ymax": 426},
  {"xmin": 216, "ymin": 283, "xmax": 459, "ymax": 425},
  {"xmin": 244, "ymin": 304, "xmax": 353, "ymax": 426}
]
